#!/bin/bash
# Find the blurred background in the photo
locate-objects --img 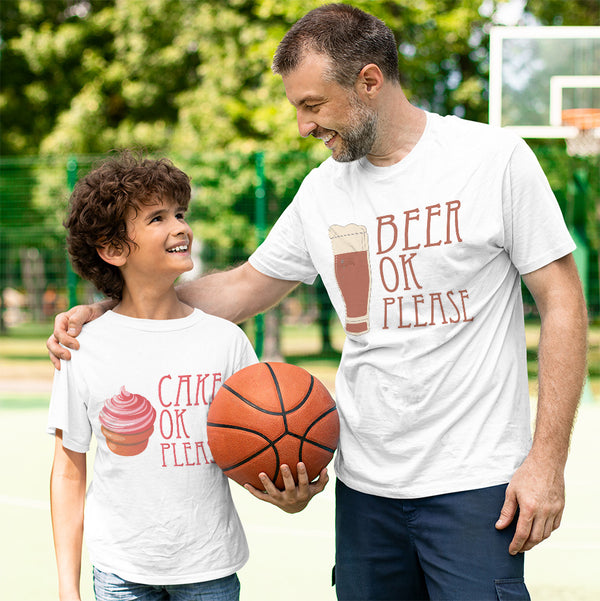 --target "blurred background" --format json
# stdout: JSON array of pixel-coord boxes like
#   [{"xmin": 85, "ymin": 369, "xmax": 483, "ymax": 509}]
[
  {"xmin": 0, "ymin": 1, "xmax": 599, "ymax": 599},
  {"xmin": 1, "ymin": 0, "xmax": 598, "ymax": 359}
]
